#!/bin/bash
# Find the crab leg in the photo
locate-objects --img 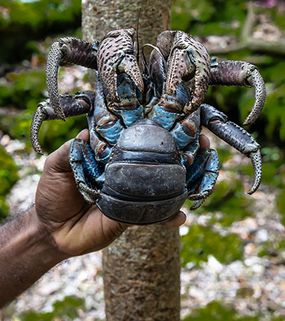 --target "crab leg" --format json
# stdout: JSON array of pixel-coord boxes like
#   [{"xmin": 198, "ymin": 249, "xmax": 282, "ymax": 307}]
[
  {"xmin": 201, "ymin": 103, "xmax": 262, "ymax": 194},
  {"xmin": 186, "ymin": 148, "xmax": 220, "ymax": 209},
  {"xmin": 31, "ymin": 92, "xmax": 93, "ymax": 154},
  {"xmin": 46, "ymin": 38, "xmax": 98, "ymax": 120},
  {"xmin": 70, "ymin": 139, "xmax": 104, "ymax": 203},
  {"xmin": 170, "ymin": 109, "xmax": 201, "ymax": 165},
  {"xmin": 209, "ymin": 60, "xmax": 266, "ymax": 125}
]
